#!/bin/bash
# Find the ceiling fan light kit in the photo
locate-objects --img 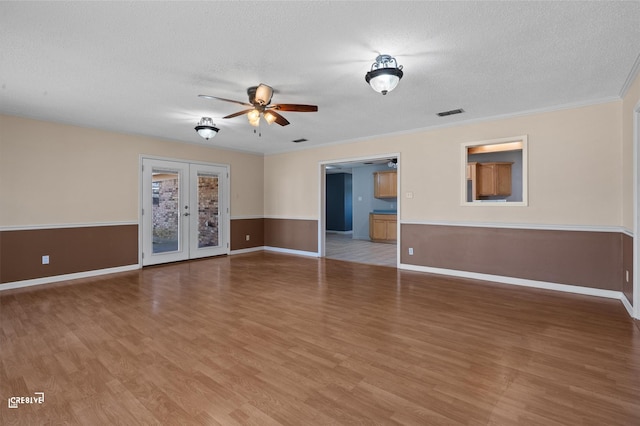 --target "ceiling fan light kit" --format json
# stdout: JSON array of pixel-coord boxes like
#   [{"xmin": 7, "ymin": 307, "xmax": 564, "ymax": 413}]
[
  {"xmin": 195, "ymin": 117, "xmax": 219, "ymax": 140},
  {"xmin": 365, "ymin": 54, "xmax": 404, "ymax": 95}
]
